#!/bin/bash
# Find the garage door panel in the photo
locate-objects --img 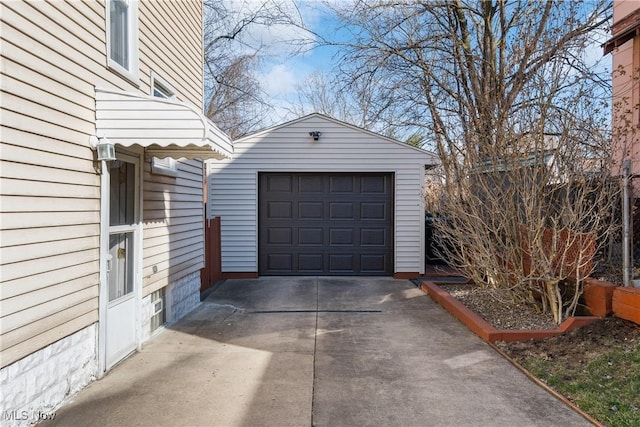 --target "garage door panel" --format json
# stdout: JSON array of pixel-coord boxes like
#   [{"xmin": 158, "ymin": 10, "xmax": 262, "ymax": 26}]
[
  {"xmin": 299, "ymin": 175, "xmax": 323, "ymax": 192},
  {"xmin": 361, "ymin": 202, "xmax": 386, "ymax": 219},
  {"xmin": 298, "ymin": 254, "xmax": 323, "ymax": 272},
  {"xmin": 330, "ymin": 202, "xmax": 354, "ymax": 219},
  {"xmin": 361, "ymin": 228, "xmax": 386, "ymax": 246},
  {"xmin": 299, "ymin": 228, "xmax": 323, "ymax": 245},
  {"xmin": 299, "ymin": 201, "xmax": 323, "ymax": 219},
  {"xmin": 268, "ymin": 201, "xmax": 292, "ymax": 218},
  {"xmin": 266, "ymin": 175, "xmax": 293, "ymax": 192},
  {"xmin": 267, "ymin": 253, "xmax": 292, "ymax": 271},
  {"xmin": 361, "ymin": 175, "xmax": 387, "ymax": 193},
  {"xmin": 361, "ymin": 254, "xmax": 388, "ymax": 273},
  {"xmin": 329, "ymin": 175, "xmax": 354, "ymax": 193},
  {"xmin": 330, "ymin": 228, "xmax": 355, "ymax": 245},
  {"xmin": 268, "ymin": 227, "xmax": 292, "ymax": 244},
  {"xmin": 330, "ymin": 254, "xmax": 354, "ymax": 271},
  {"xmin": 259, "ymin": 172, "xmax": 393, "ymax": 275}
]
